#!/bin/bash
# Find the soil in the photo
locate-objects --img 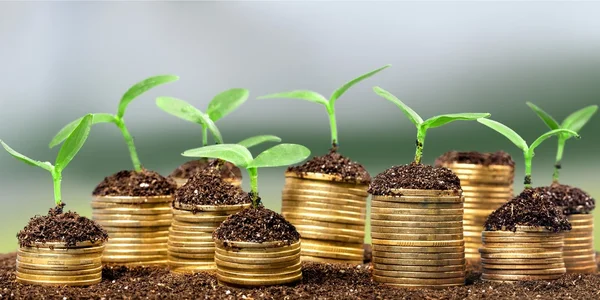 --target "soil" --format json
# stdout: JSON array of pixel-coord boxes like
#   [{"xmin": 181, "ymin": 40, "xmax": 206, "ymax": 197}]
[
  {"xmin": 213, "ymin": 206, "xmax": 300, "ymax": 244},
  {"xmin": 17, "ymin": 205, "xmax": 108, "ymax": 248},
  {"xmin": 287, "ymin": 148, "xmax": 371, "ymax": 184},
  {"xmin": 92, "ymin": 169, "xmax": 177, "ymax": 197},
  {"xmin": 369, "ymin": 163, "xmax": 461, "ymax": 195},
  {"xmin": 170, "ymin": 158, "xmax": 242, "ymax": 181},
  {"xmin": 1, "ymin": 253, "xmax": 599, "ymax": 299},
  {"xmin": 485, "ymin": 188, "xmax": 572, "ymax": 232},
  {"xmin": 435, "ymin": 151, "xmax": 515, "ymax": 167},
  {"xmin": 174, "ymin": 174, "xmax": 251, "ymax": 208},
  {"xmin": 535, "ymin": 183, "xmax": 595, "ymax": 215}
]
